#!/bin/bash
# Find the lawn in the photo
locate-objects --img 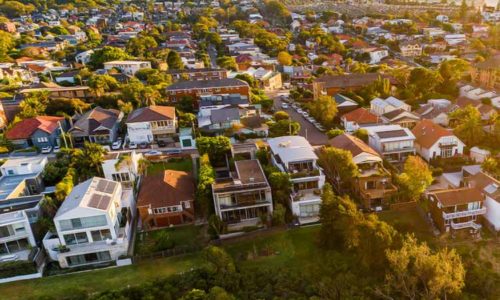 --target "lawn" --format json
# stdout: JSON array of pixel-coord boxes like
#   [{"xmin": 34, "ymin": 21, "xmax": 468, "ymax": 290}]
[
  {"xmin": 147, "ymin": 158, "xmax": 193, "ymax": 175},
  {"xmin": 378, "ymin": 207, "xmax": 436, "ymax": 245},
  {"xmin": 135, "ymin": 225, "xmax": 206, "ymax": 255},
  {"xmin": 0, "ymin": 254, "xmax": 202, "ymax": 300}
]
